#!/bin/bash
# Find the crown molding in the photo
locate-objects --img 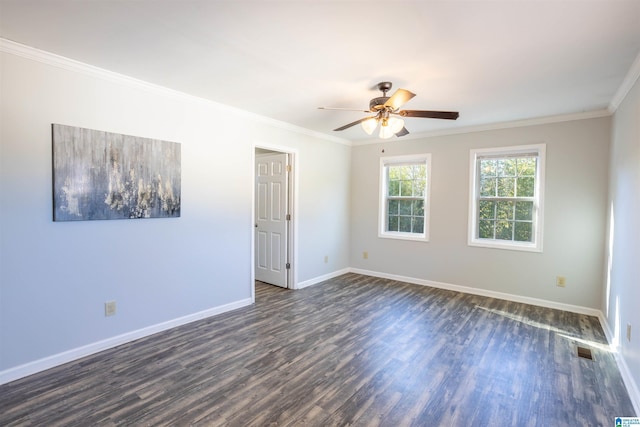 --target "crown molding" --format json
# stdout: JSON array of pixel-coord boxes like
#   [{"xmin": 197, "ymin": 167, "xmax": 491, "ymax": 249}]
[
  {"xmin": 2, "ymin": 37, "xmax": 627, "ymax": 147},
  {"xmin": 609, "ymin": 50, "xmax": 640, "ymax": 113},
  {"xmin": 350, "ymin": 109, "xmax": 612, "ymax": 146},
  {"xmin": 0, "ymin": 38, "xmax": 351, "ymax": 146}
]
